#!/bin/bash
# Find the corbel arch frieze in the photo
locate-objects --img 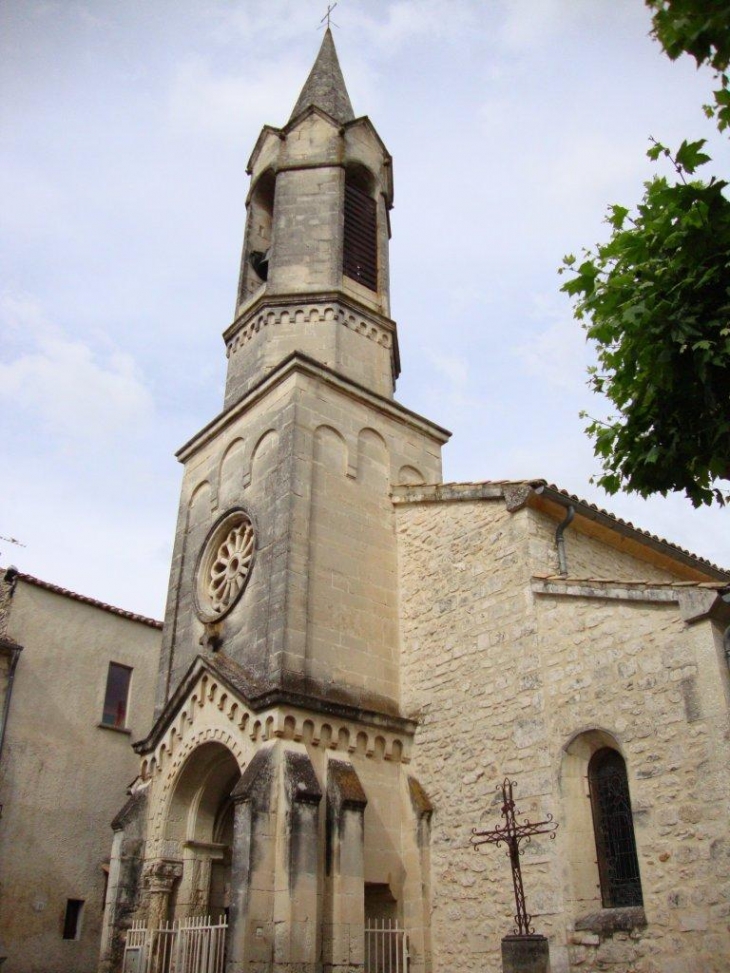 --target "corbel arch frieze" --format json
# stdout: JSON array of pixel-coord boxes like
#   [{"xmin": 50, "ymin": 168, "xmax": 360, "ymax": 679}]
[
  {"xmin": 142, "ymin": 671, "xmax": 412, "ymax": 784},
  {"xmin": 225, "ymin": 303, "xmax": 393, "ymax": 359}
]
